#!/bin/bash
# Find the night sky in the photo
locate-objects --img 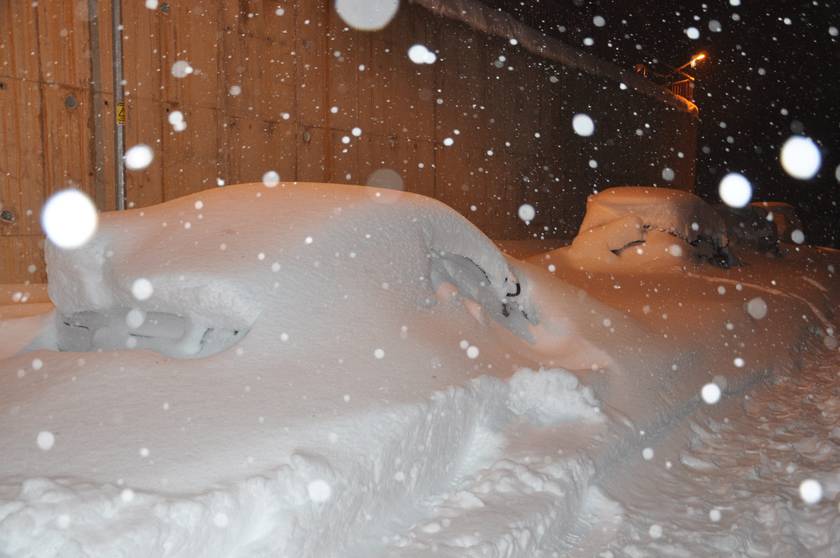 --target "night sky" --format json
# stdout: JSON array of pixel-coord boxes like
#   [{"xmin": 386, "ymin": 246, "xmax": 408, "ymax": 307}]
[{"xmin": 483, "ymin": 0, "xmax": 840, "ymax": 246}]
